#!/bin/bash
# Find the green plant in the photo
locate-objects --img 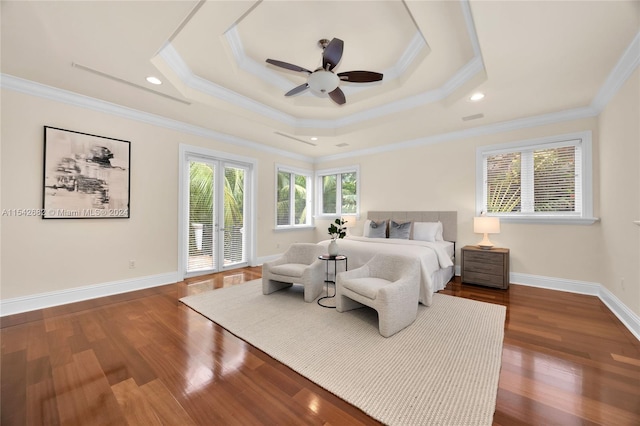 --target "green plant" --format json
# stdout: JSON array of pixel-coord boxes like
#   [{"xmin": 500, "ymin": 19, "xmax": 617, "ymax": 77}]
[{"xmin": 328, "ymin": 218, "xmax": 348, "ymax": 240}]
